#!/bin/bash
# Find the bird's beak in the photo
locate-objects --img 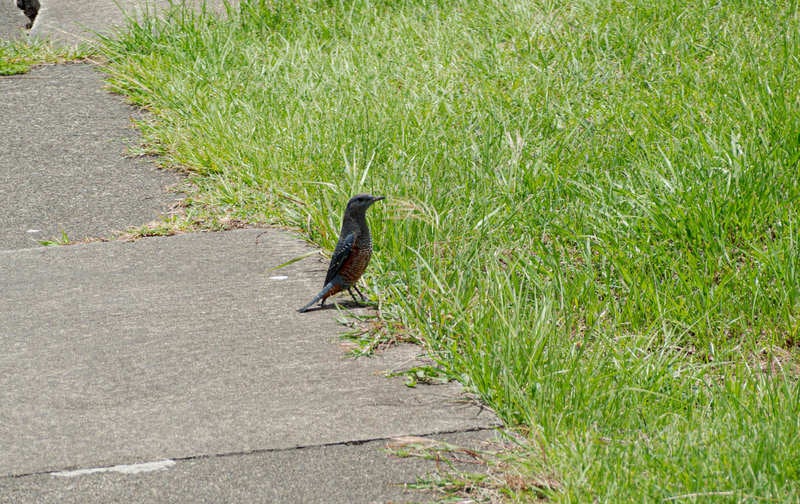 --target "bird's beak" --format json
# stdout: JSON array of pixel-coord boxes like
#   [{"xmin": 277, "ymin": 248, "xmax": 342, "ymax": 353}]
[{"xmin": 372, "ymin": 195, "xmax": 386, "ymax": 202}]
